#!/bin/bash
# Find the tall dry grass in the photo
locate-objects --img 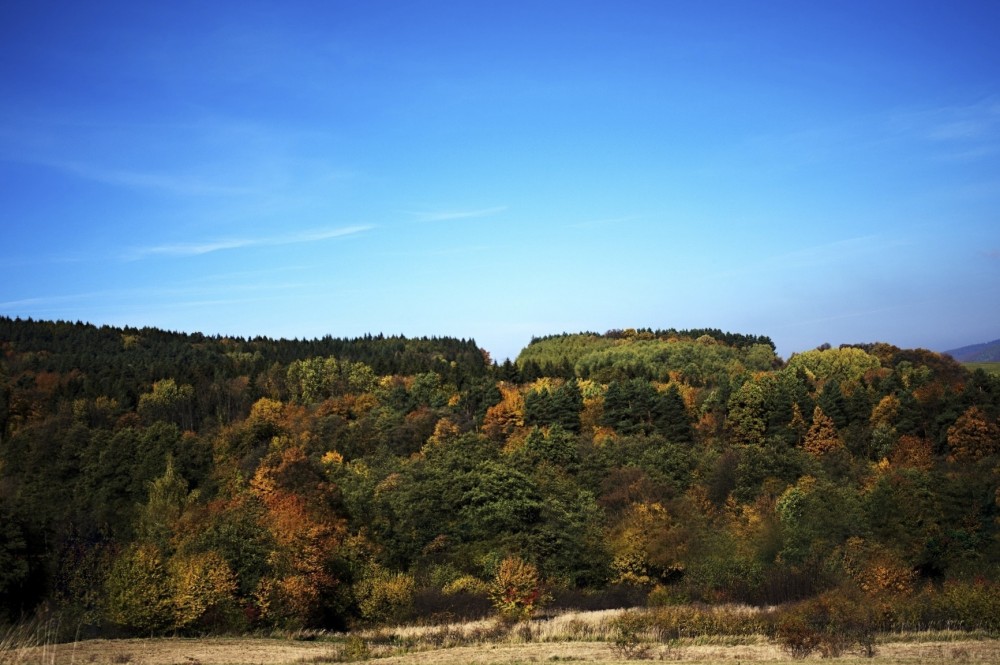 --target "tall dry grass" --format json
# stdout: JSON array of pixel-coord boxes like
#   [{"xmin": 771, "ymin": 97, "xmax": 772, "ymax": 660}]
[
  {"xmin": 318, "ymin": 605, "xmax": 775, "ymax": 660},
  {"xmin": 0, "ymin": 619, "xmax": 65, "ymax": 665}
]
